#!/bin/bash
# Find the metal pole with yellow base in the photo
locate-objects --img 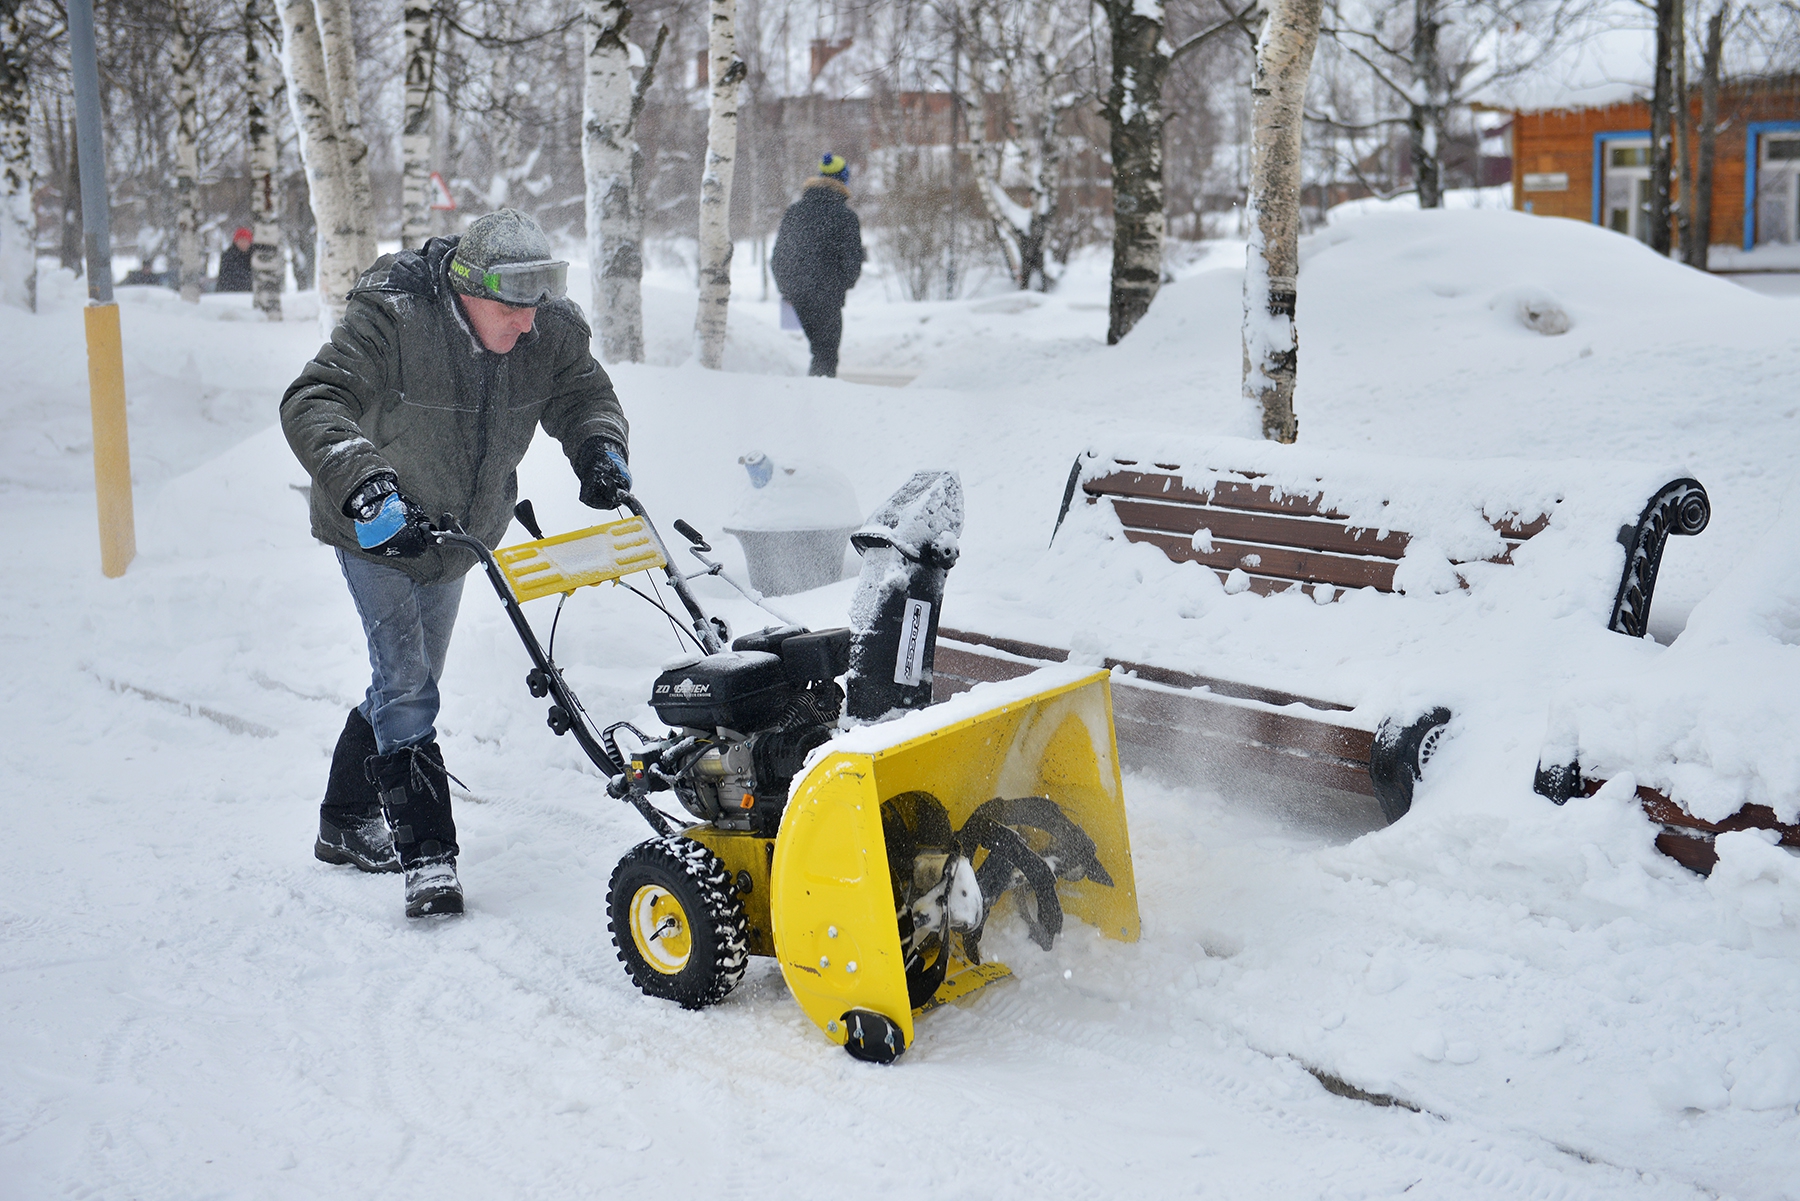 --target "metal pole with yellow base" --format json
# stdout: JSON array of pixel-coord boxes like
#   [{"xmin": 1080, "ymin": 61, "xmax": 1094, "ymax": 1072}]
[
  {"xmin": 84, "ymin": 303, "xmax": 135, "ymax": 576},
  {"xmin": 70, "ymin": 0, "xmax": 136, "ymax": 577}
]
